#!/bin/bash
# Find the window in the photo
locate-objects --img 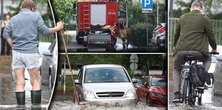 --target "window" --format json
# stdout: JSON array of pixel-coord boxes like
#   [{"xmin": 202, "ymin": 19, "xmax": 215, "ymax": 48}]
[{"xmin": 84, "ymin": 67, "xmax": 130, "ymax": 83}]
